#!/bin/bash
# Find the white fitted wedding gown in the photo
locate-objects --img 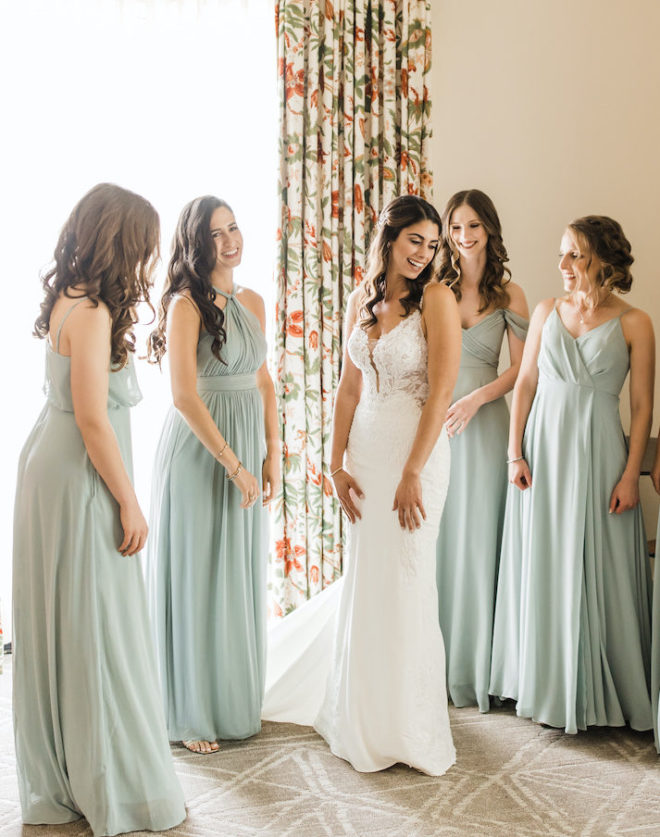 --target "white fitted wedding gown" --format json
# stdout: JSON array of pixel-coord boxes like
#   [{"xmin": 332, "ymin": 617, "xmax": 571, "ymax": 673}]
[{"xmin": 264, "ymin": 310, "xmax": 455, "ymax": 776}]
